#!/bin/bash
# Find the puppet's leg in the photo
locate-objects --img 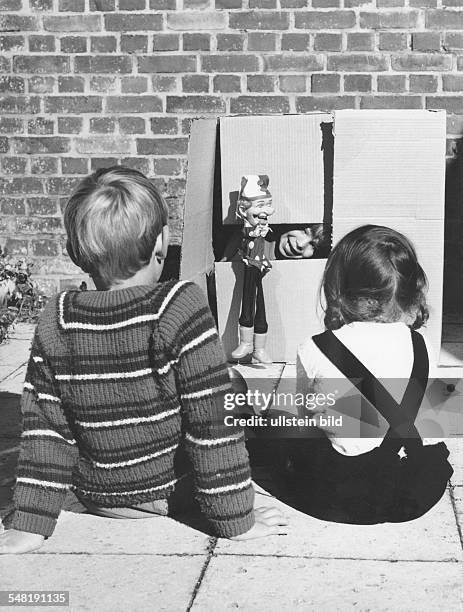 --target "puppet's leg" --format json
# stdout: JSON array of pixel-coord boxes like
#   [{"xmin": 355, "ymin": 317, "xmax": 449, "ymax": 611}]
[
  {"xmin": 253, "ymin": 272, "xmax": 272, "ymax": 364},
  {"xmin": 231, "ymin": 265, "xmax": 257, "ymax": 361}
]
